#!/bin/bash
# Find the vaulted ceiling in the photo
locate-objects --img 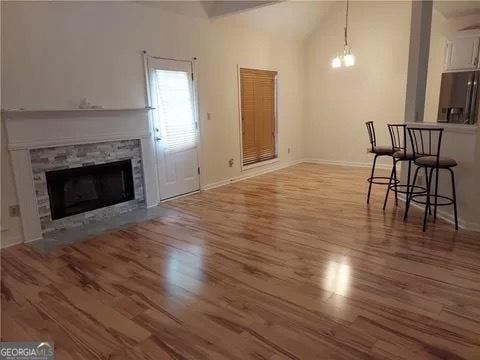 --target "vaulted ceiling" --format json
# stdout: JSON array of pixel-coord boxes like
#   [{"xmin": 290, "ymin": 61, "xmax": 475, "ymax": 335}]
[
  {"xmin": 136, "ymin": 0, "xmax": 334, "ymax": 39},
  {"xmin": 213, "ymin": 1, "xmax": 334, "ymax": 39},
  {"xmin": 133, "ymin": 0, "xmax": 480, "ymax": 40},
  {"xmin": 202, "ymin": 1, "xmax": 279, "ymax": 18},
  {"xmin": 135, "ymin": 1, "xmax": 278, "ymax": 19},
  {"xmin": 434, "ymin": 0, "xmax": 480, "ymax": 18}
]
